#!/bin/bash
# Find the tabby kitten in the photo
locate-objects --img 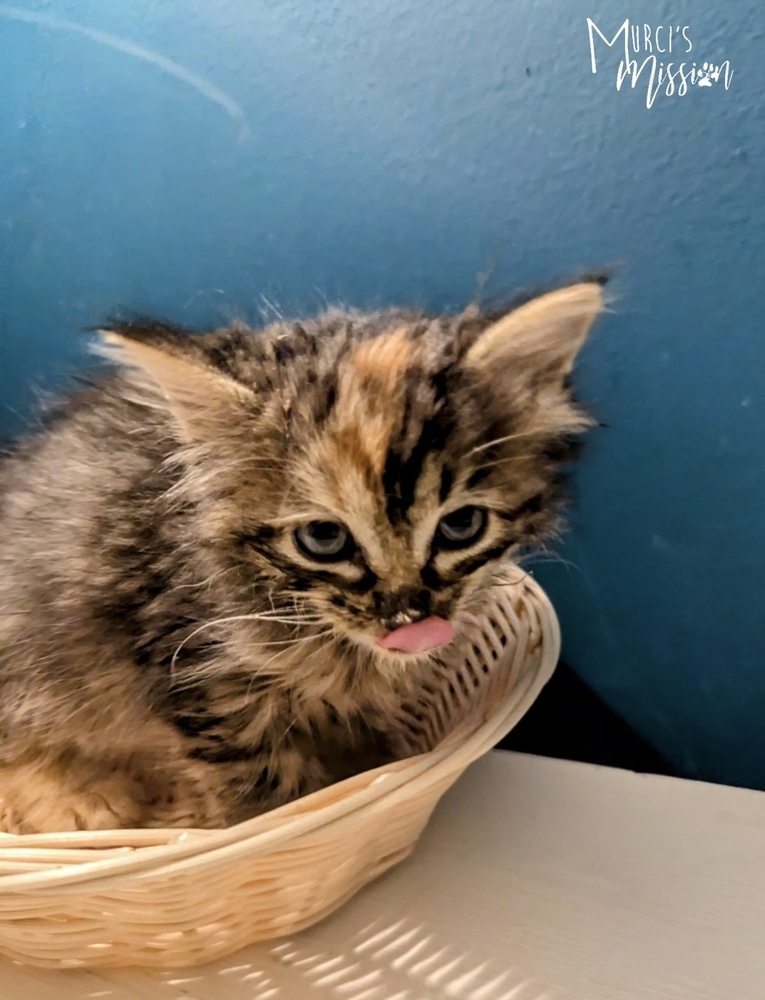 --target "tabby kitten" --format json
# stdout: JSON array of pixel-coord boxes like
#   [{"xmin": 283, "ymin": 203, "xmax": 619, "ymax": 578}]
[{"xmin": 0, "ymin": 281, "xmax": 605, "ymax": 833}]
